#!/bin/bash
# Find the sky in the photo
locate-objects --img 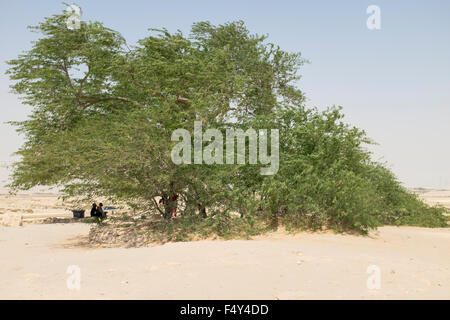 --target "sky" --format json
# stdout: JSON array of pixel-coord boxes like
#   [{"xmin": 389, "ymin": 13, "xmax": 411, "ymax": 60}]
[{"xmin": 0, "ymin": 0, "xmax": 449, "ymax": 188}]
